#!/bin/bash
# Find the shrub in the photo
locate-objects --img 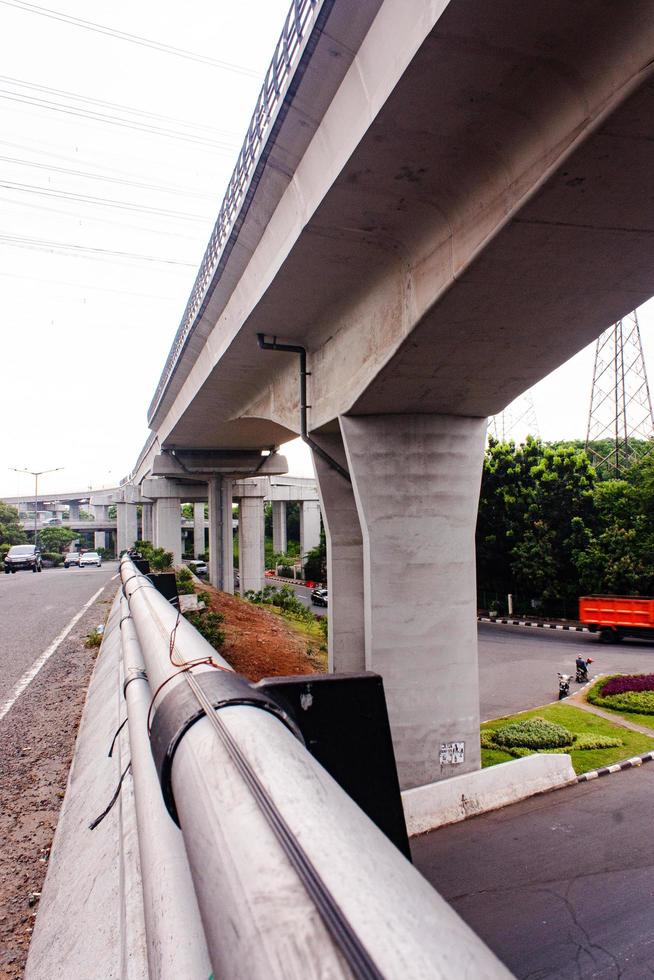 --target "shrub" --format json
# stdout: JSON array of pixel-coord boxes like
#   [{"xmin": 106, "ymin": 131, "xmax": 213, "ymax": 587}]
[
  {"xmin": 197, "ymin": 591, "xmax": 211, "ymax": 607},
  {"xmin": 572, "ymin": 733, "xmax": 622, "ymax": 750},
  {"xmin": 504, "ymin": 746, "xmax": 535, "ymax": 758},
  {"xmin": 175, "ymin": 566, "xmax": 195, "ymax": 595},
  {"xmin": 492, "ymin": 717, "xmax": 574, "ymax": 749},
  {"xmin": 480, "ymin": 730, "xmax": 496, "ymax": 749},
  {"xmin": 185, "ymin": 611, "xmax": 225, "ymax": 650},
  {"xmin": 600, "ymin": 674, "xmax": 654, "ymax": 697},
  {"xmin": 42, "ymin": 551, "xmax": 64, "ymax": 566},
  {"xmin": 588, "ymin": 675, "xmax": 654, "ymax": 714},
  {"xmin": 85, "ymin": 629, "xmax": 103, "ymax": 648}
]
